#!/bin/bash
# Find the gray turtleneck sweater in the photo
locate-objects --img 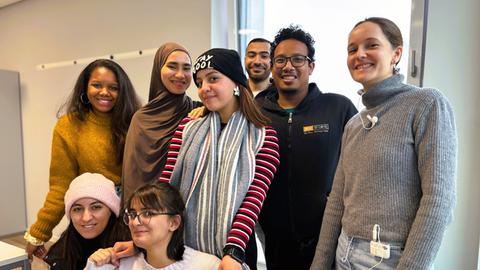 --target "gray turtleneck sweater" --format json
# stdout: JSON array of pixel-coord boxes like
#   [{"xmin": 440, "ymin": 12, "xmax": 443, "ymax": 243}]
[{"xmin": 310, "ymin": 75, "xmax": 457, "ymax": 270}]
